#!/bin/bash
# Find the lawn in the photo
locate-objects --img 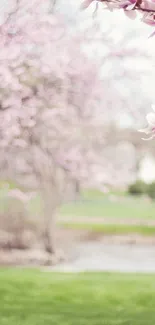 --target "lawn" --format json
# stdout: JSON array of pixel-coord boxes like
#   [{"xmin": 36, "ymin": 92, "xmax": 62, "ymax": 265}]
[
  {"xmin": 63, "ymin": 222, "xmax": 155, "ymax": 236},
  {"xmin": 60, "ymin": 196, "xmax": 155, "ymax": 219},
  {"xmin": 0, "ymin": 269, "xmax": 155, "ymax": 325}
]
